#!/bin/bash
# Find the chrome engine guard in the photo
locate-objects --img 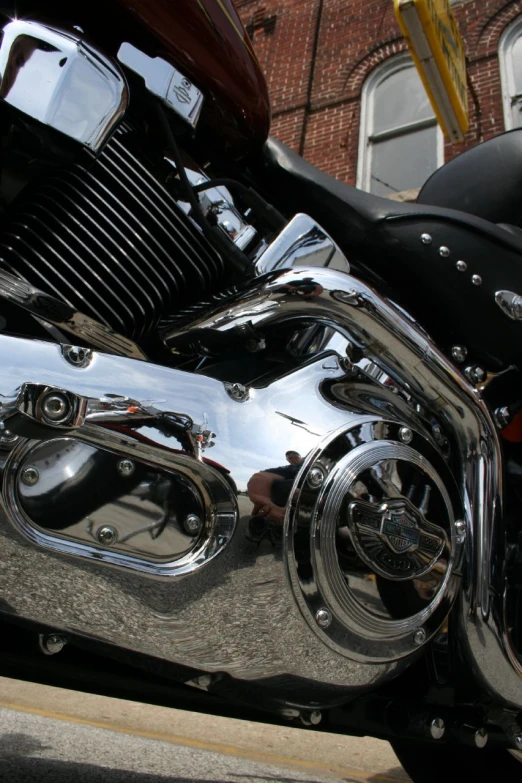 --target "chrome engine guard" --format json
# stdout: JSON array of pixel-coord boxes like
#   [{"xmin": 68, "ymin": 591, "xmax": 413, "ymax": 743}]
[{"xmin": 0, "ymin": 264, "xmax": 517, "ymax": 709}]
